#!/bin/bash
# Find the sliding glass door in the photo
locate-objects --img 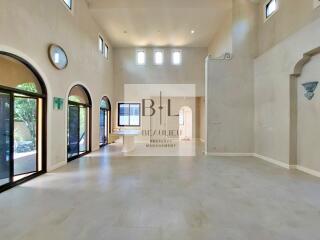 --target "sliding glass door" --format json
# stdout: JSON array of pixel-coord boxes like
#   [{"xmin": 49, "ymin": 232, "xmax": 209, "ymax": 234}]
[
  {"xmin": 67, "ymin": 104, "xmax": 90, "ymax": 160},
  {"xmin": 0, "ymin": 52, "xmax": 47, "ymax": 193},
  {"xmin": 0, "ymin": 91, "xmax": 44, "ymax": 190},
  {"xmin": 99, "ymin": 109, "xmax": 109, "ymax": 146},
  {"xmin": 67, "ymin": 85, "xmax": 91, "ymax": 161},
  {"xmin": 68, "ymin": 104, "xmax": 80, "ymax": 159}
]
